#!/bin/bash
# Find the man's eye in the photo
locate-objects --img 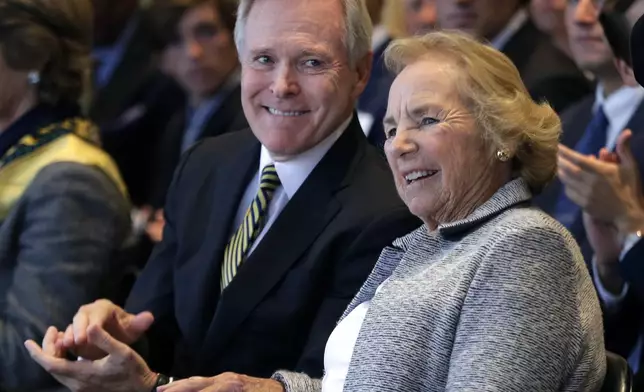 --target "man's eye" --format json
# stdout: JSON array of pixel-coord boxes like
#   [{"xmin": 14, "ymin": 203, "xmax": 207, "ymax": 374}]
[{"xmin": 256, "ymin": 55, "xmax": 272, "ymax": 64}]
